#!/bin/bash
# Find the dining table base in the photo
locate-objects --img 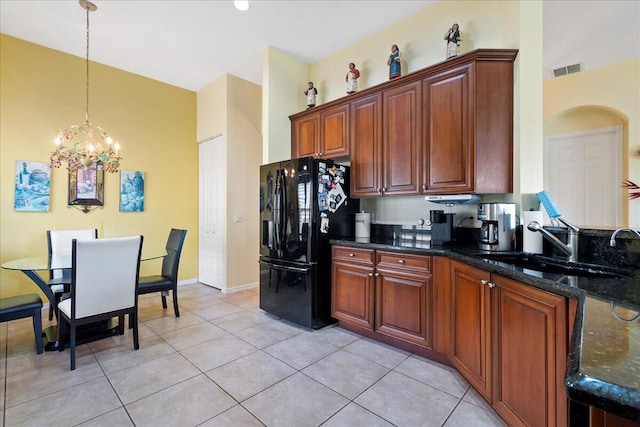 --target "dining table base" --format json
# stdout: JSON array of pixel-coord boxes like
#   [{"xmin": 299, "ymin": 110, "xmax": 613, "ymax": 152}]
[{"xmin": 43, "ymin": 317, "xmax": 121, "ymax": 351}]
